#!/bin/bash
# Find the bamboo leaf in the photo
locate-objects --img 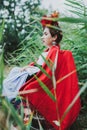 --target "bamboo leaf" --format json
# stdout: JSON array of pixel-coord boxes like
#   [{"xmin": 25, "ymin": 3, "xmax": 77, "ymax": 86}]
[
  {"xmin": 35, "ymin": 63, "xmax": 51, "ymax": 79},
  {"xmin": 68, "ymin": 10, "xmax": 84, "ymax": 16},
  {"xmin": 34, "ymin": 75, "xmax": 56, "ymax": 101},
  {"xmin": 0, "ymin": 52, "xmax": 4, "ymax": 94},
  {"xmin": 2, "ymin": 99, "xmax": 25, "ymax": 130},
  {"xmin": 65, "ymin": 3, "xmax": 84, "ymax": 11},
  {"xmin": 61, "ymin": 81, "xmax": 87, "ymax": 123},
  {"xmin": 59, "ymin": 17, "xmax": 87, "ymax": 23},
  {"xmin": 36, "ymin": 51, "xmax": 53, "ymax": 70},
  {"xmin": 0, "ymin": 21, "xmax": 4, "ymax": 42},
  {"xmin": 65, "ymin": 0, "xmax": 83, "ymax": 8}
]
